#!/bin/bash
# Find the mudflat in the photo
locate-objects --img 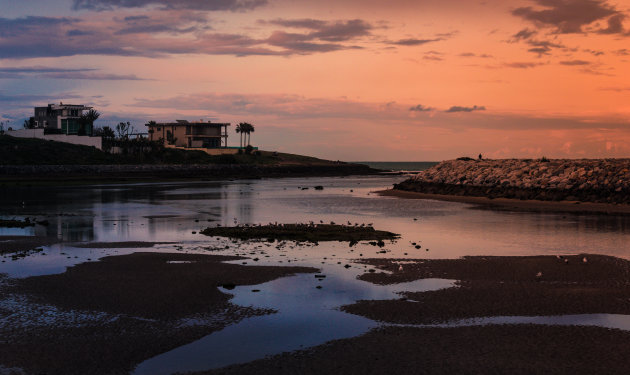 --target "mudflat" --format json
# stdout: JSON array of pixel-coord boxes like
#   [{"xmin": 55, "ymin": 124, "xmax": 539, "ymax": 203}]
[
  {"xmin": 0, "ymin": 252, "xmax": 317, "ymax": 374},
  {"xmin": 201, "ymin": 223, "xmax": 399, "ymax": 243},
  {"xmin": 198, "ymin": 325, "xmax": 630, "ymax": 375},
  {"xmin": 0, "ymin": 235, "xmax": 60, "ymax": 254},
  {"xmin": 343, "ymin": 254, "xmax": 630, "ymax": 323}
]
